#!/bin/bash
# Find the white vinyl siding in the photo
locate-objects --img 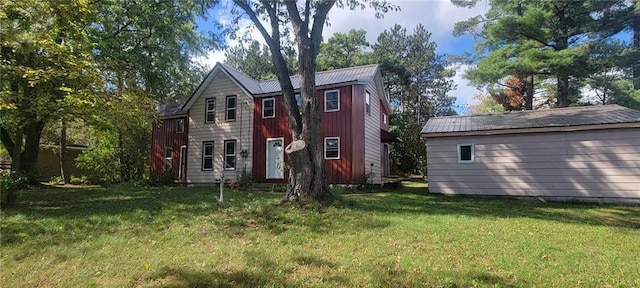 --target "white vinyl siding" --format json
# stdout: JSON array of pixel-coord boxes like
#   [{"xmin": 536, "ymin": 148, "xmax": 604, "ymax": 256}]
[
  {"xmin": 426, "ymin": 128, "xmax": 640, "ymax": 199},
  {"xmin": 187, "ymin": 73, "xmax": 253, "ymax": 183},
  {"xmin": 363, "ymin": 83, "xmax": 382, "ymax": 184}
]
